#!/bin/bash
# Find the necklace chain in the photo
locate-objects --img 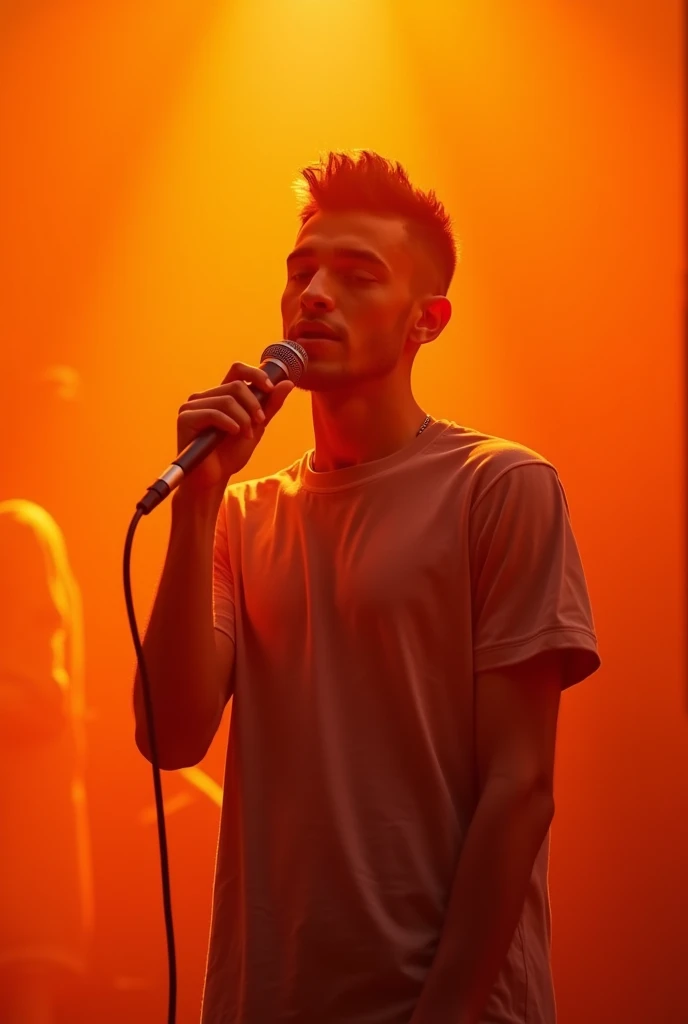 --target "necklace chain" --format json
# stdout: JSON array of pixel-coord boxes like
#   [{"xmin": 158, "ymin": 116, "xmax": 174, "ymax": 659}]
[
  {"xmin": 416, "ymin": 413, "xmax": 431, "ymax": 436},
  {"xmin": 308, "ymin": 414, "xmax": 432, "ymax": 473}
]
